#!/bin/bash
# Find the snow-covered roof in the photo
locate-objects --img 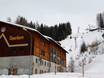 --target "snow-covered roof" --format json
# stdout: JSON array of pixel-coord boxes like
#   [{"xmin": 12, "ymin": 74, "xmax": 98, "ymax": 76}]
[
  {"xmin": 0, "ymin": 21, "xmax": 50, "ymax": 41},
  {"xmin": 44, "ymin": 35, "xmax": 68, "ymax": 53},
  {"xmin": 0, "ymin": 21, "xmax": 39, "ymax": 33}
]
